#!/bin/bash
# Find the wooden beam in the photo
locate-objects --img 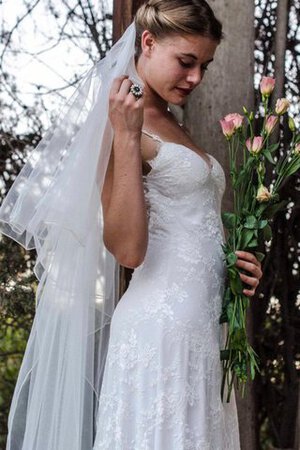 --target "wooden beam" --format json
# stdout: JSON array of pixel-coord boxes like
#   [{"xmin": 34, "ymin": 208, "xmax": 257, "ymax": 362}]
[{"xmin": 113, "ymin": 0, "xmax": 147, "ymax": 42}]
